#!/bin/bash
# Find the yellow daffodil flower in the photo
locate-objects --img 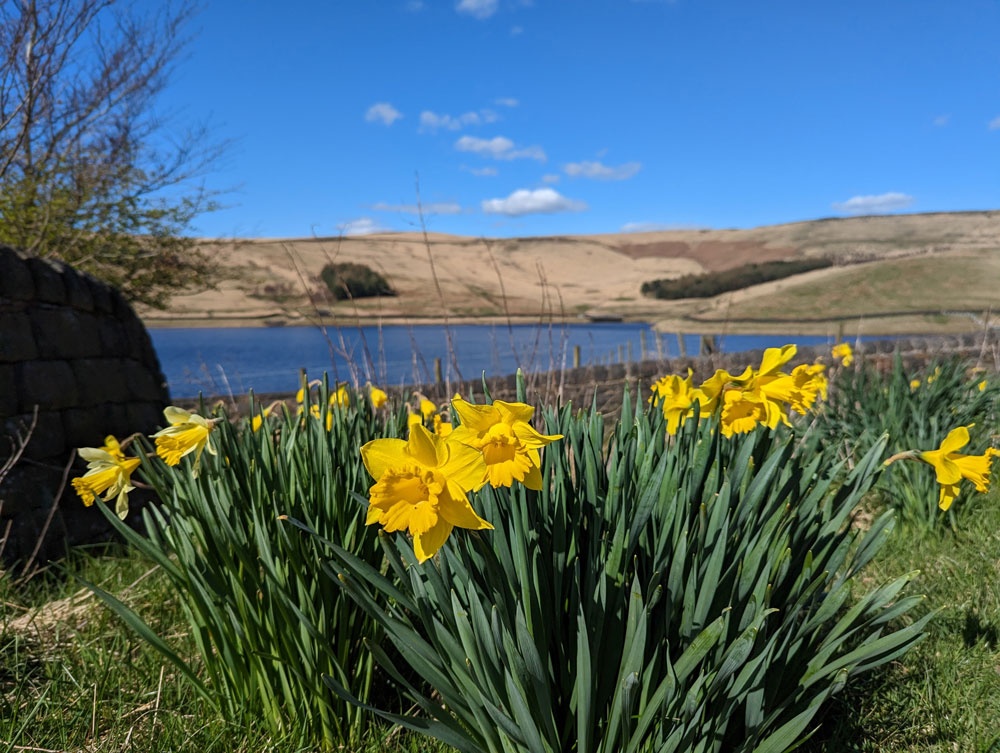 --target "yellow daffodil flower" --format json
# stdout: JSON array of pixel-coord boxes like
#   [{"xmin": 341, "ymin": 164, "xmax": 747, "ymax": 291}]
[
  {"xmin": 926, "ymin": 366, "xmax": 941, "ymax": 384},
  {"xmin": 696, "ymin": 367, "xmax": 752, "ymax": 413},
  {"xmin": 450, "ymin": 398, "xmax": 563, "ymax": 490},
  {"xmin": 433, "ymin": 413, "xmax": 453, "ymax": 438},
  {"xmin": 420, "ymin": 398, "xmax": 437, "ymax": 420},
  {"xmin": 361, "ymin": 424, "xmax": 492, "ymax": 563},
  {"xmin": 251, "ymin": 406, "xmax": 272, "ymax": 432},
  {"xmin": 649, "ymin": 372, "xmax": 701, "ymax": 435},
  {"xmin": 719, "ymin": 390, "xmax": 785, "ymax": 437},
  {"xmin": 306, "ymin": 403, "xmax": 334, "ymax": 431},
  {"xmin": 919, "ymin": 426, "xmax": 994, "ymax": 510},
  {"xmin": 71, "ymin": 441, "xmax": 141, "ymax": 519},
  {"xmin": 910, "ymin": 379, "xmax": 921, "ymax": 390},
  {"xmin": 832, "ymin": 342, "xmax": 853, "ymax": 367},
  {"xmin": 330, "ymin": 385, "xmax": 349, "ymax": 408},
  {"xmin": 759, "ymin": 363, "xmax": 827, "ymax": 415},
  {"xmin": 978, "ymin": 380, "xmax": 988, "ymax": 392},
  {"xmin": 152, "ymin": 407, "xmax": 217, "ymax": 475},
  {"xmin": 369, "ymin": 385, "xmax": 388, "ymax": 408}
]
